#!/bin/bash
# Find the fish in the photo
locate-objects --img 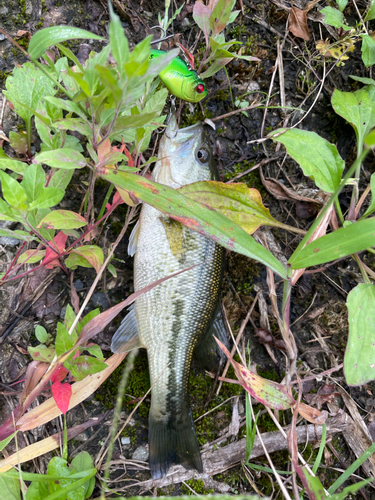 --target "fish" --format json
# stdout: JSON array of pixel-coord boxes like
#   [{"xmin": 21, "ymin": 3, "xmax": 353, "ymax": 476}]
[
  {"xmin": 111, "ymin": 114, "xmax": 227, "ymax": 479},
  {"xmin": 150, "ymin": 49, "xmax": 207, "ymax": 102}
]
